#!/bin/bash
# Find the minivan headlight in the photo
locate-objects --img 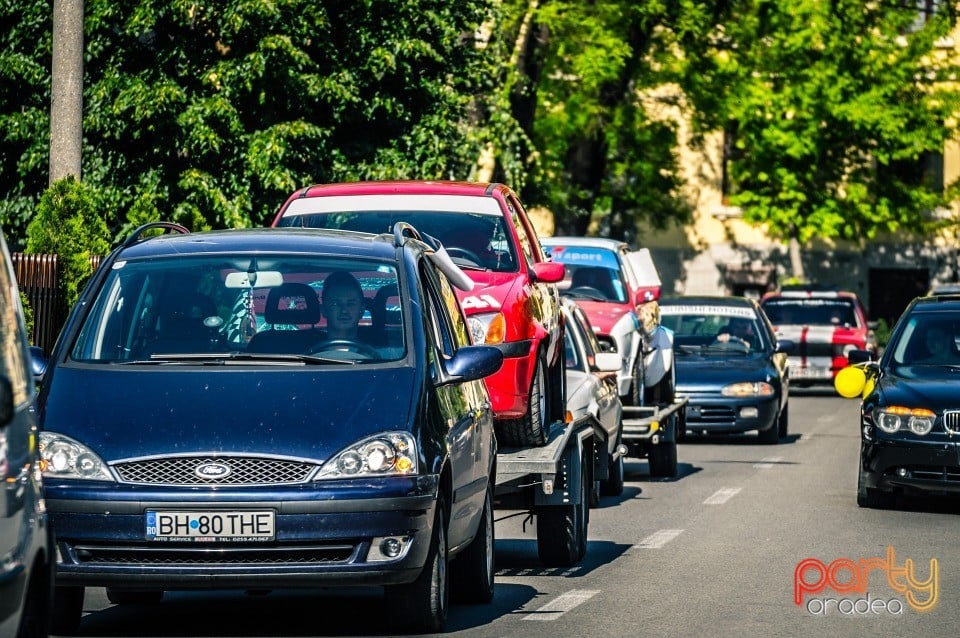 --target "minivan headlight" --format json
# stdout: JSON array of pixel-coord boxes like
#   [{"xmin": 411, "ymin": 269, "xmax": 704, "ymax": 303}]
[
  {"xmin": 39, "ymin": 432, "xmax": 114, "ymax": 481},
  {"xmin": 317, "ymin": 432, "xmax": 418, "ymax": 479},
  {"xmin": 721, "ymin": 382, "xmax": 774, "ymax": 397}
]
